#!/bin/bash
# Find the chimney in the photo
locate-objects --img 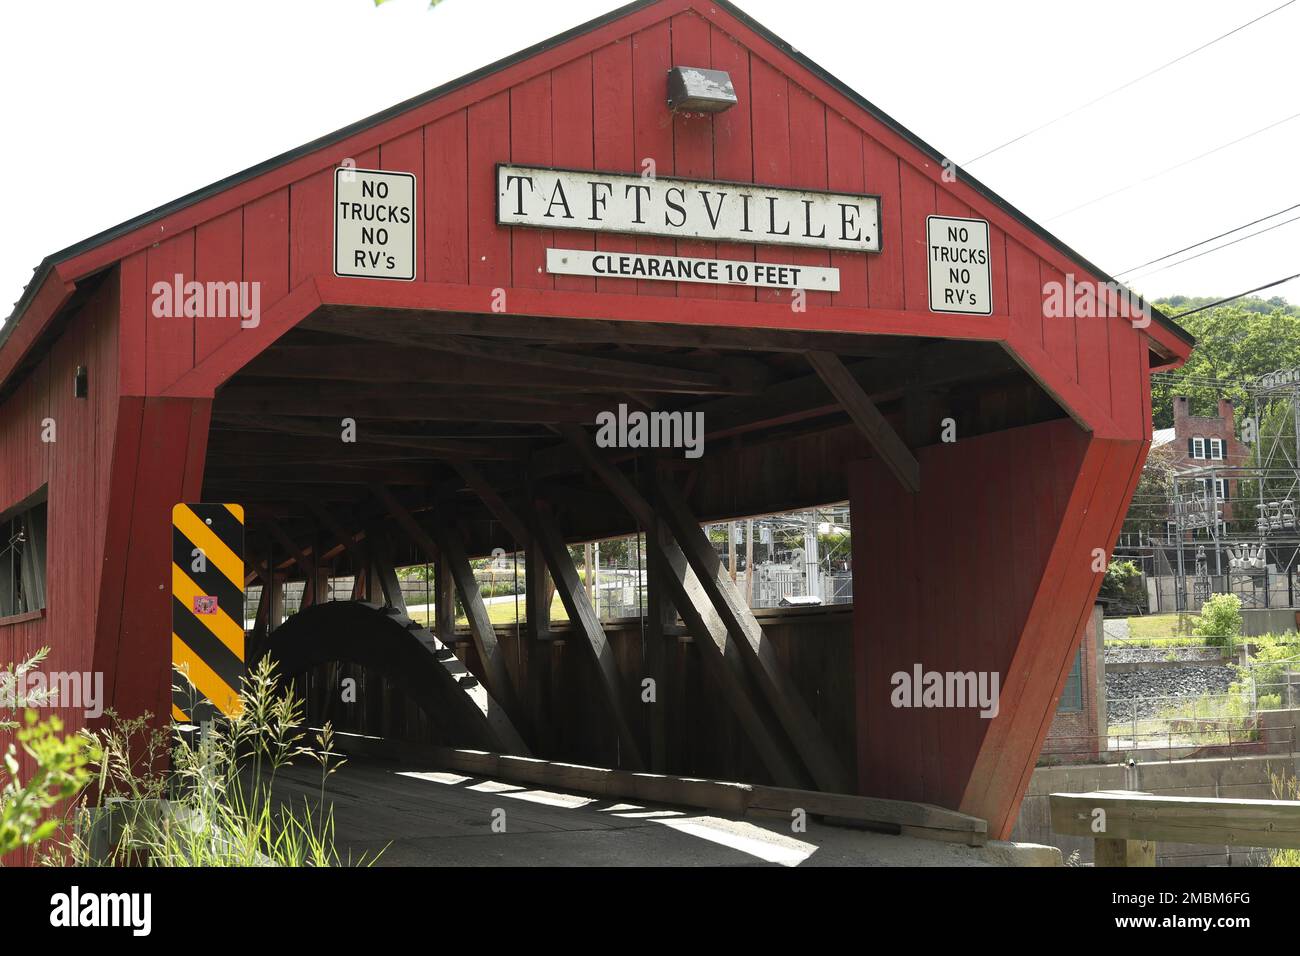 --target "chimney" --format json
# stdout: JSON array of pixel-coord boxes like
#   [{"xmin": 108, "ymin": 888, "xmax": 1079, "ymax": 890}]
[
  {"xmin": 1173, "ymin": 395, "xmax": 1190, "ymax": 426},
  {"xmin": 1218, "ymin": 397, "xmax": 1235, "ymax": 424}
]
